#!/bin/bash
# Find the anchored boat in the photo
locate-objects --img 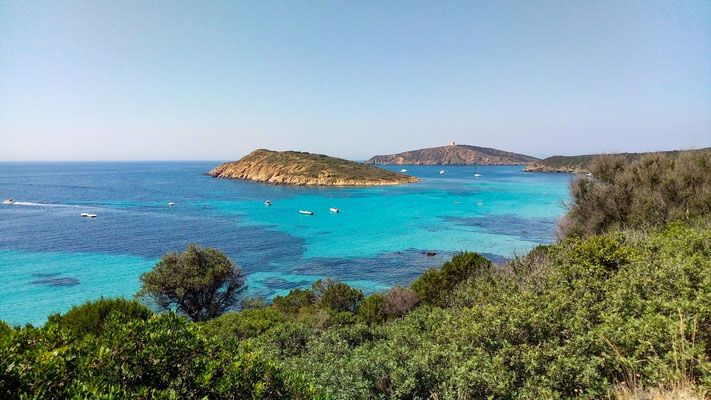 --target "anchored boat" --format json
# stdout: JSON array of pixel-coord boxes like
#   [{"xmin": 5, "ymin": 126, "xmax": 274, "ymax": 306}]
[
  {"xmin": 299, "ymin": 210, "xmax": 313, "ymax": 215},
  {"xmin": 329, "ymin": 208, "xmax": 341, "ymax": 213}
]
